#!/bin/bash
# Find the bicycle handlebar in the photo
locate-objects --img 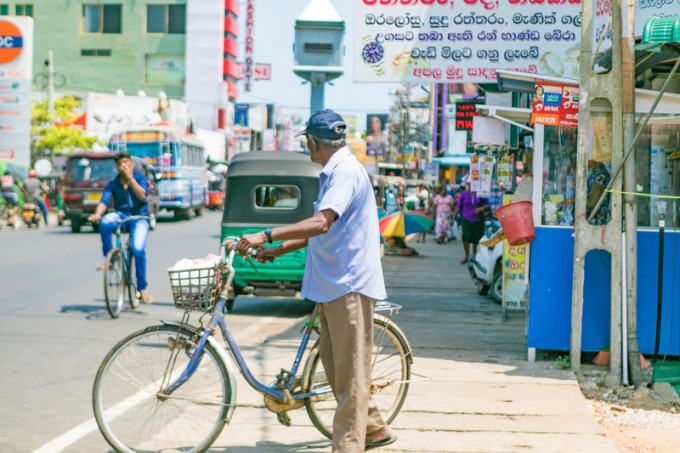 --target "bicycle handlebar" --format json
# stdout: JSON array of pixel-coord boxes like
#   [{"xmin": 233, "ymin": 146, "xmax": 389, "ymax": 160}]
[{"xmin": 112, "ymin": 215, "xmax": 149, "ymax": 224}]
